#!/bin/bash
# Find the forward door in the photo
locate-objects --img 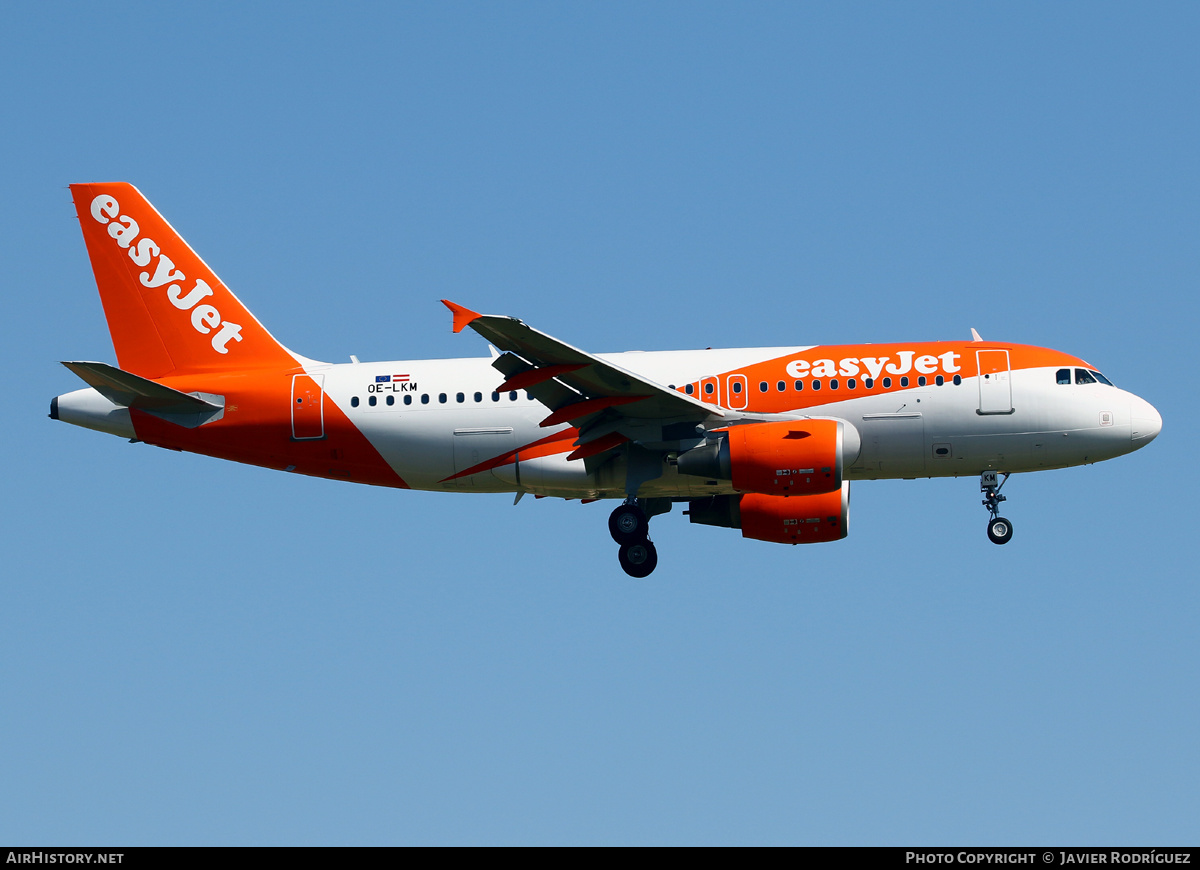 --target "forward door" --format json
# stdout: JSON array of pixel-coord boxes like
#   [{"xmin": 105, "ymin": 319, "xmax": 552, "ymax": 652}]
[{"xmin": 976, "ymin": 350, "xmax": 1012, "ymax": 414}]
